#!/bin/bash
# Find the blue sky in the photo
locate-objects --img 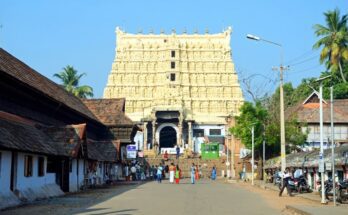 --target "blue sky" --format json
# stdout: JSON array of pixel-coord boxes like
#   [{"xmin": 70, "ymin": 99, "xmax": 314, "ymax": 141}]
[{"xmin": 1, "ymin": 0, "xmax": 347, "ymax": 100}]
